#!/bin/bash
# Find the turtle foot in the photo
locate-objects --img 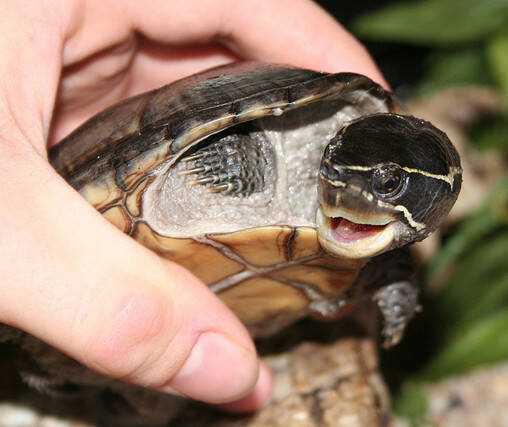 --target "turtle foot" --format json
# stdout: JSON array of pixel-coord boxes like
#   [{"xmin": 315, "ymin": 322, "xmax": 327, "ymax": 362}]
[{"xmin": 373, "ymin": 281, "xmax": 421, "ymax": 348}]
